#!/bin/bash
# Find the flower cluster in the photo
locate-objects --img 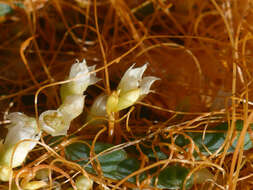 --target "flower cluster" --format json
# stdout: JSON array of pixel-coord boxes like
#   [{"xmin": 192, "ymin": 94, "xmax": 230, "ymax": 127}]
[
  {"xmin": 89, "ymin": 63, "xmax": 159, "ymax": 119},
  {"xmin": 112, "ymin": 63, "xmax": 159, "ymax": 112},
  {"xmin": 0, "ymin": 60, "xmax": 159, "ymax": 185},
  {"xmin": 40, "ymin": 59, "xmax": 99, "ymax": 136}
]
